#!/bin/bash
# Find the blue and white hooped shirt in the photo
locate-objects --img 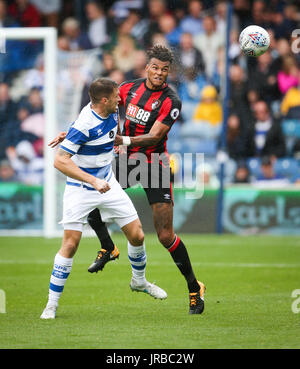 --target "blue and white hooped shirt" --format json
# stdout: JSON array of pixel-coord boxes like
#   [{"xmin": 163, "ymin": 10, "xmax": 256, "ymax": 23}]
[{"xmin": 60, "ymin": 103, "xmax": 118, "ymax": 190}]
